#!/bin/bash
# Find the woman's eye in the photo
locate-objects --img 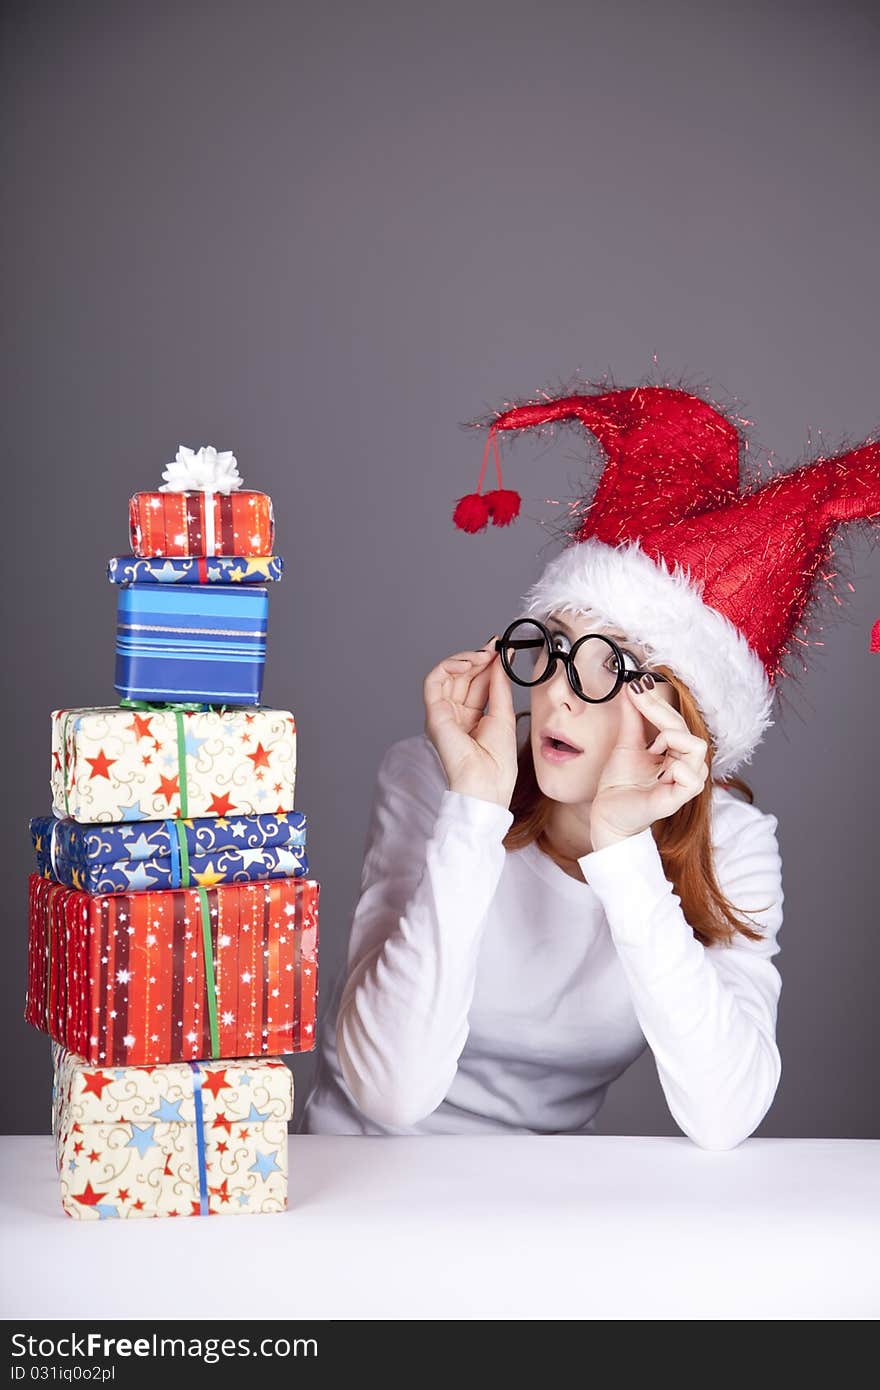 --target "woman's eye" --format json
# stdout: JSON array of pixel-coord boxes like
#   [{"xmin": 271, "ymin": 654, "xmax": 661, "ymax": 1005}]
[
  {"xmin": 605, "ymin": 649, "xmax": 640, "ymax": 674},
  {"xmin": 550, "ymin": 633, "xmax": 570, "ymax": 652}
]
